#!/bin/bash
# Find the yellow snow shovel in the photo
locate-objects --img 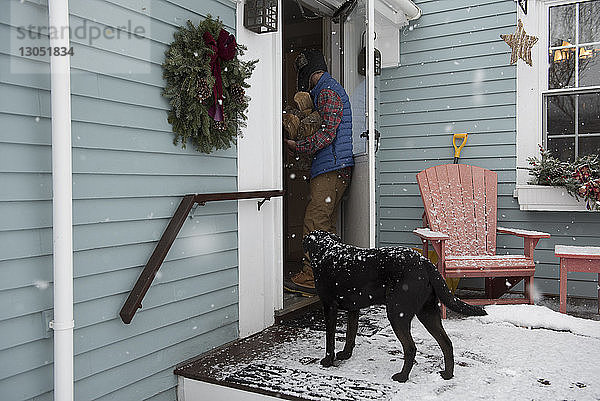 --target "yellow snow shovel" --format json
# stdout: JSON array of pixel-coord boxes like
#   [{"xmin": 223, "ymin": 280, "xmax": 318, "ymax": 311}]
[
  {"xmin": 446, "ymin": 133, "xmax": 469, "ymax": 293},
  {"xmin": 453, "ymin": 133, "xmax": 468, "ymax": 164}
]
